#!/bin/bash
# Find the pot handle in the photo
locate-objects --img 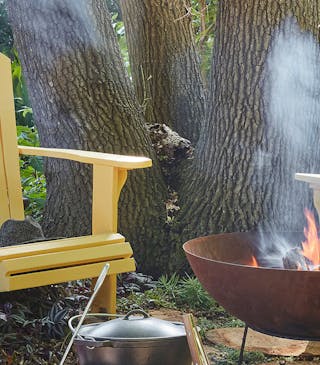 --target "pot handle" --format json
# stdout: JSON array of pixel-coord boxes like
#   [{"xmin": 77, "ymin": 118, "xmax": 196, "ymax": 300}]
[
  {"xmin": 74, "ymin": 338, "xmax": 113, "ymax": 349},
  {"xmin": 68, "ymin": 313, "xmax": 123, "ymax": 333},
  {"xmin": 123, "ymin": 309, "xmax": 149, "ymax": 320}
]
